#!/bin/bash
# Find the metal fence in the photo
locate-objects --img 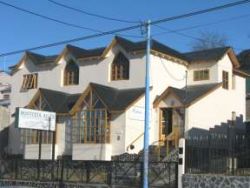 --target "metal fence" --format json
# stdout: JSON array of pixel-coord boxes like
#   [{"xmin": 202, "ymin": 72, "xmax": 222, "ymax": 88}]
[
  {"xmin": 0, "ymin": 156, "xmax": 178, "ymax": 188},
  {"xmin": 185, "ymin": 120, "xmax": 250, "ymax": 175}
]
